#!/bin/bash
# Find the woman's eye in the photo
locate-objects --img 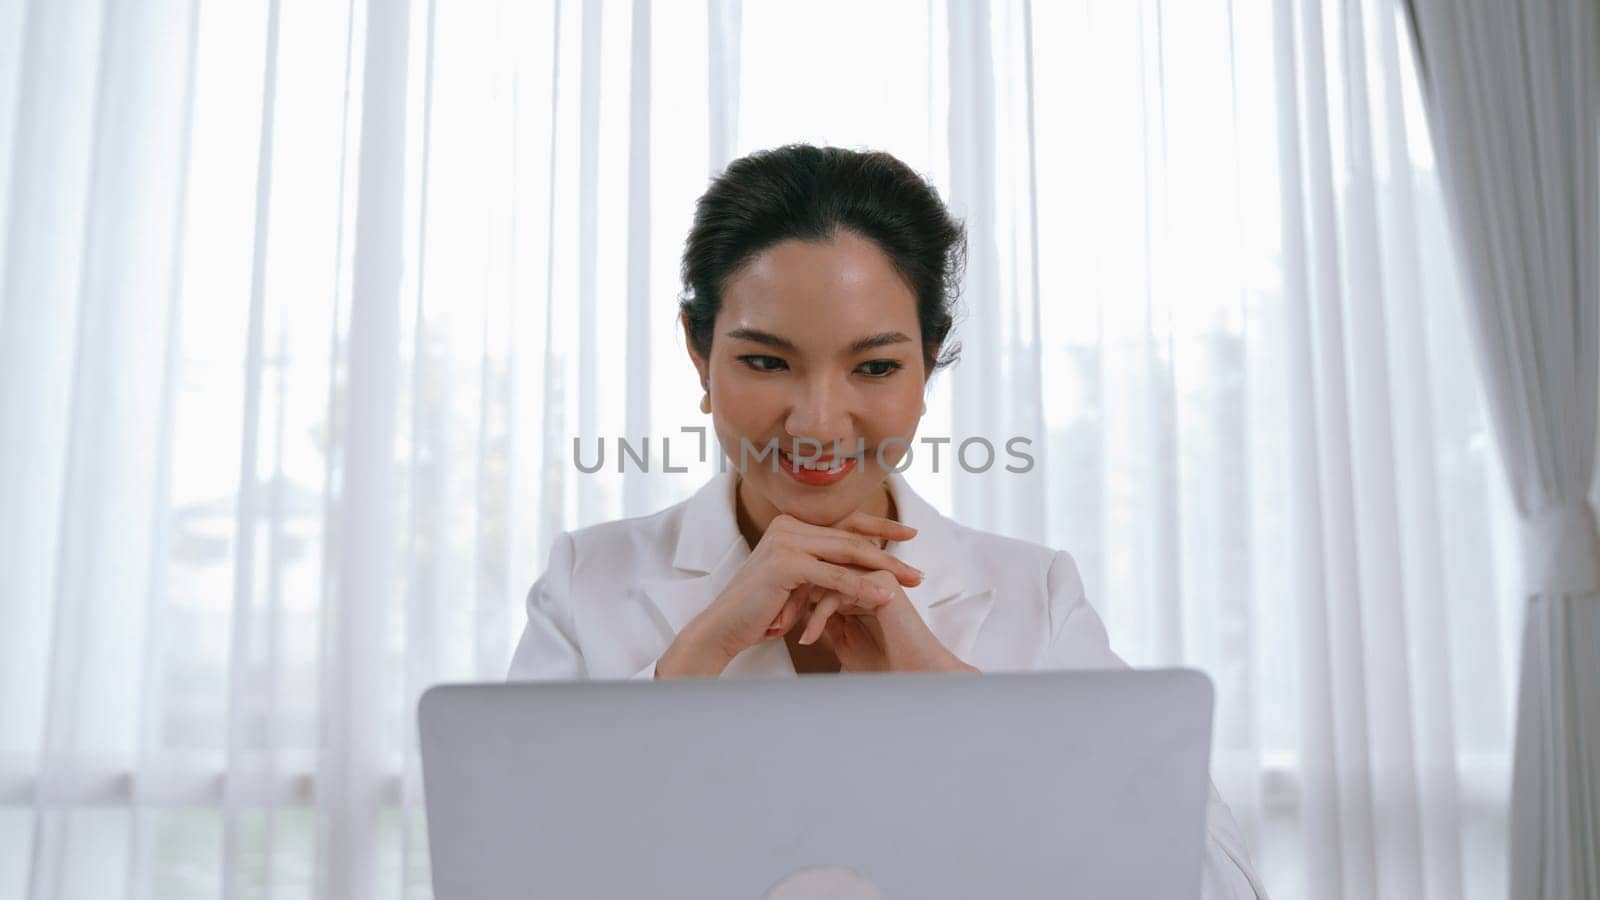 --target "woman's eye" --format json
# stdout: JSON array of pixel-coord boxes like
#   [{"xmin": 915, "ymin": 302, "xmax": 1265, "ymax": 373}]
[
  {"xmin": 738, "ymin": 355, "xmax": 788, "ymax": 372},
  {"xmin": 856, "ymin": 359, "xmax": 902, "ymax": 377}
]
